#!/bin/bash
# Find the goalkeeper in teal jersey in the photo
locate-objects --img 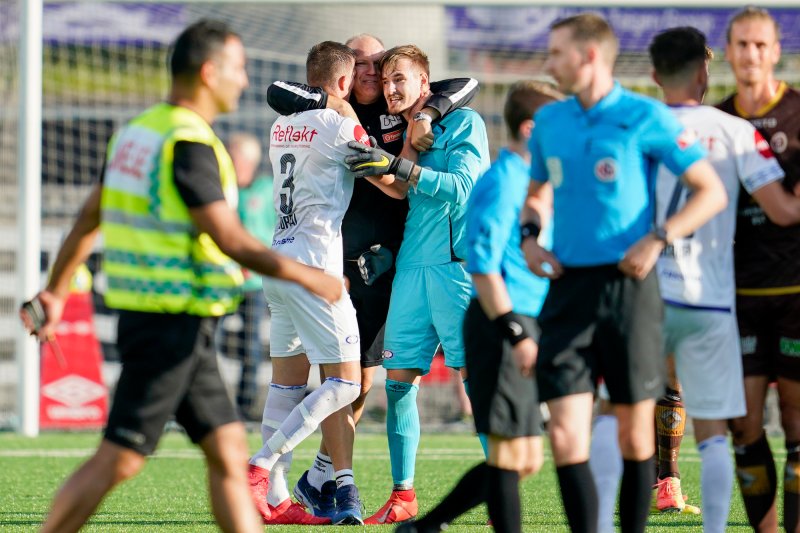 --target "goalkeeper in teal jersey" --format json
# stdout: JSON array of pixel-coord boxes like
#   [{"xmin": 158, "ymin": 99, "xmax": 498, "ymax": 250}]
[{"xmin": 346, "ymin": 44, "xmax": 490, "ymax": 525}]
